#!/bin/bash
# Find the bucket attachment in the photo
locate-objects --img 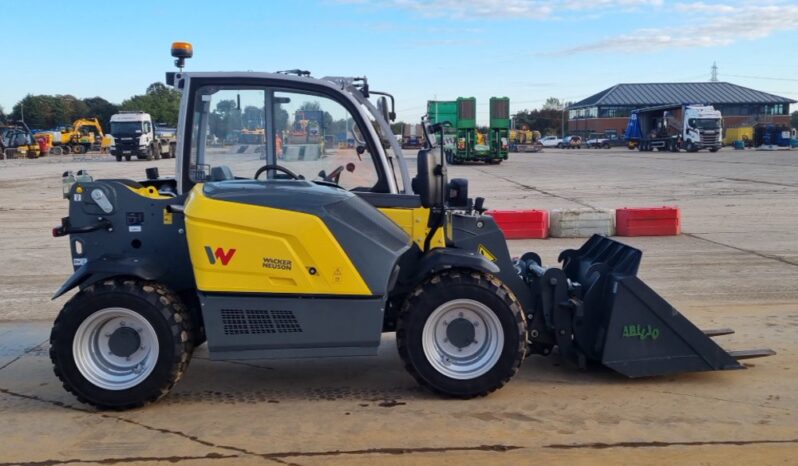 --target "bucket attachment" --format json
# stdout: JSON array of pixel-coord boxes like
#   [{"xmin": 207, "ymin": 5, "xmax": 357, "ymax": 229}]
[{"xmin": 522, "ymin": 235, "xmax": 774, "ymax": 378}]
